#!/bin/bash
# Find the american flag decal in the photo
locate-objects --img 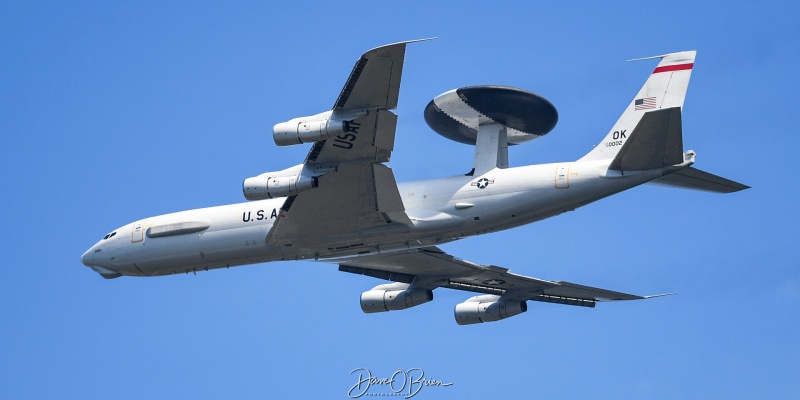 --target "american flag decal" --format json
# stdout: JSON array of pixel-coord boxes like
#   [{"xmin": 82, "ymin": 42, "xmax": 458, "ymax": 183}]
[{"xmin": 634, "ymin": 97, "xmax": 657, "ymax": 110}]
